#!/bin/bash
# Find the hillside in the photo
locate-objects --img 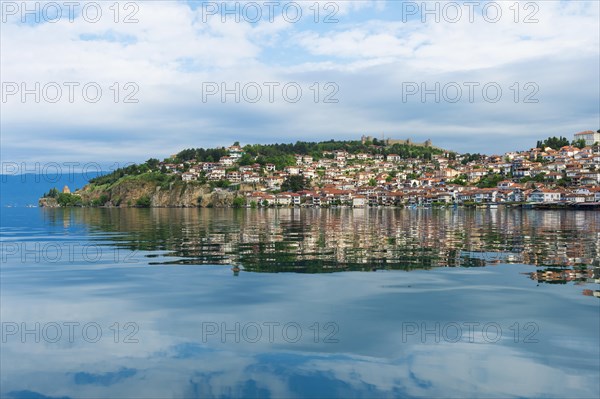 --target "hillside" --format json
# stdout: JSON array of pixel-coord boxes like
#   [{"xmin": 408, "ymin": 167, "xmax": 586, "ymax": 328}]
[{"xmin": 39, "ymin": 138, "xmax": 448, "ymax": 208}]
